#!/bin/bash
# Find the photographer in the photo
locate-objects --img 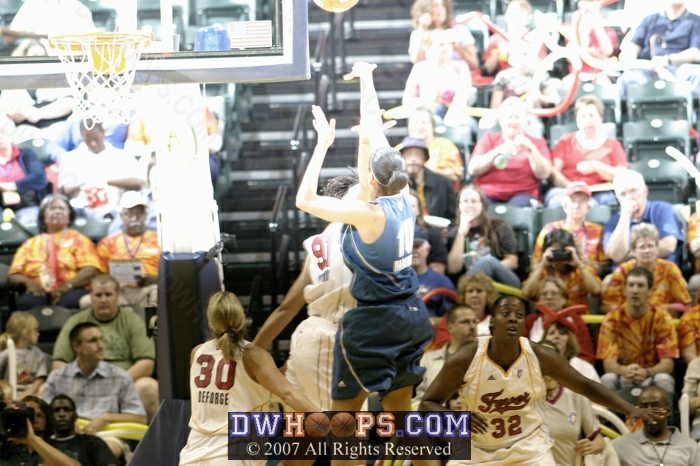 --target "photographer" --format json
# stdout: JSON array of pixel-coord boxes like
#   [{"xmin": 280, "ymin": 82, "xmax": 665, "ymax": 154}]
[
  {"xmin": 0, "ymin": 402, "xmax": 79, "ymax": 465},
  {"xmin": 522, "ymin": 229, "xmax": 602, "ymax": 307}
]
